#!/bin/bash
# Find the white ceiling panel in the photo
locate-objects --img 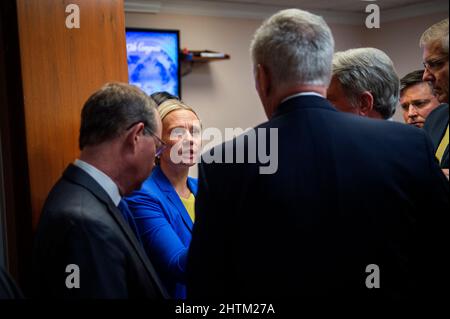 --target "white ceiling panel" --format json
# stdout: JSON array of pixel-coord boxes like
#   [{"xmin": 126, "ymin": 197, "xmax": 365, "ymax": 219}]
[{"xmin": 125, "ymin": 0, "xmax": 448, "ymax": 23}]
